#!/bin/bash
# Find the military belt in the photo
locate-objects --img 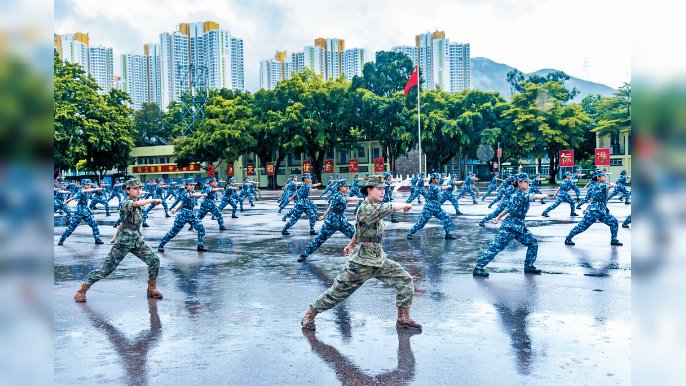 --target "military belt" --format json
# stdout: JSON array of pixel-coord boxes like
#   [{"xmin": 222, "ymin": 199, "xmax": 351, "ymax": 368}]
[
  {"xmin": 121, "ymin": 222, "xmax": 140, "ymax": 231},
  {"xmin": 358, "ymin": 235, "xmax": 382, "ymax": 243}
]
